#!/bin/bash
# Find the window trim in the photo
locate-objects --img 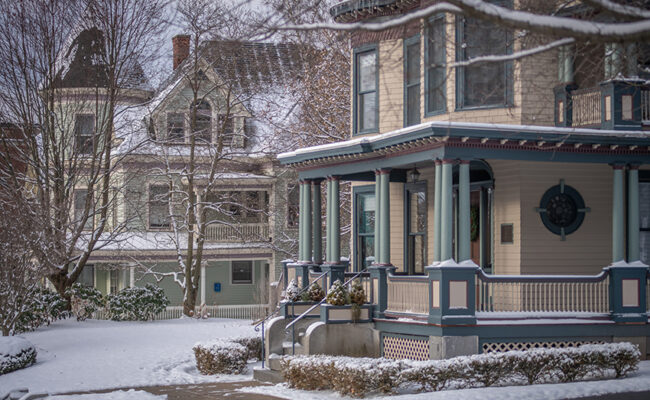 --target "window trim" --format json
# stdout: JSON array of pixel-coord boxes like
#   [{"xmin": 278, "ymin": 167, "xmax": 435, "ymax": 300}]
[
  {"xmin": 403, "ymin": 181, "xmax": 428, "ymax": 276},
  {"xmin": 286, "ymin": 182, "xmax": 300, "ymax": 229},
  {"xmin": 166, "ymin": 112, "xmax": 186, "ymax": 143},
  {"xmin": 424, "ymin": 14, "xmax": 447, "ymax": 117},
  {"xmin": 353, "ymin": 44, "xmax": 379, "ymax": 136},
  {"xmin": 231, "ymin": 260, "xmax": 254, "ymax": 285},
  {"xmin": 75, "ymin": 114, "xmax": 95, "ymax": 155},
  {"xmin": 403, "ymin": 34, "xmax": 421, "ymax": 127},
  {"xmin": 148, "ymin": 183, "xmax": 171, "ymax": 231},
  {"xmin": 454, "ymin": 1, "xmax": 514, "ymax": 111},
  {"xmin": 353, "ymin": 185, "xmax": 376, "ymax": 271}
]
